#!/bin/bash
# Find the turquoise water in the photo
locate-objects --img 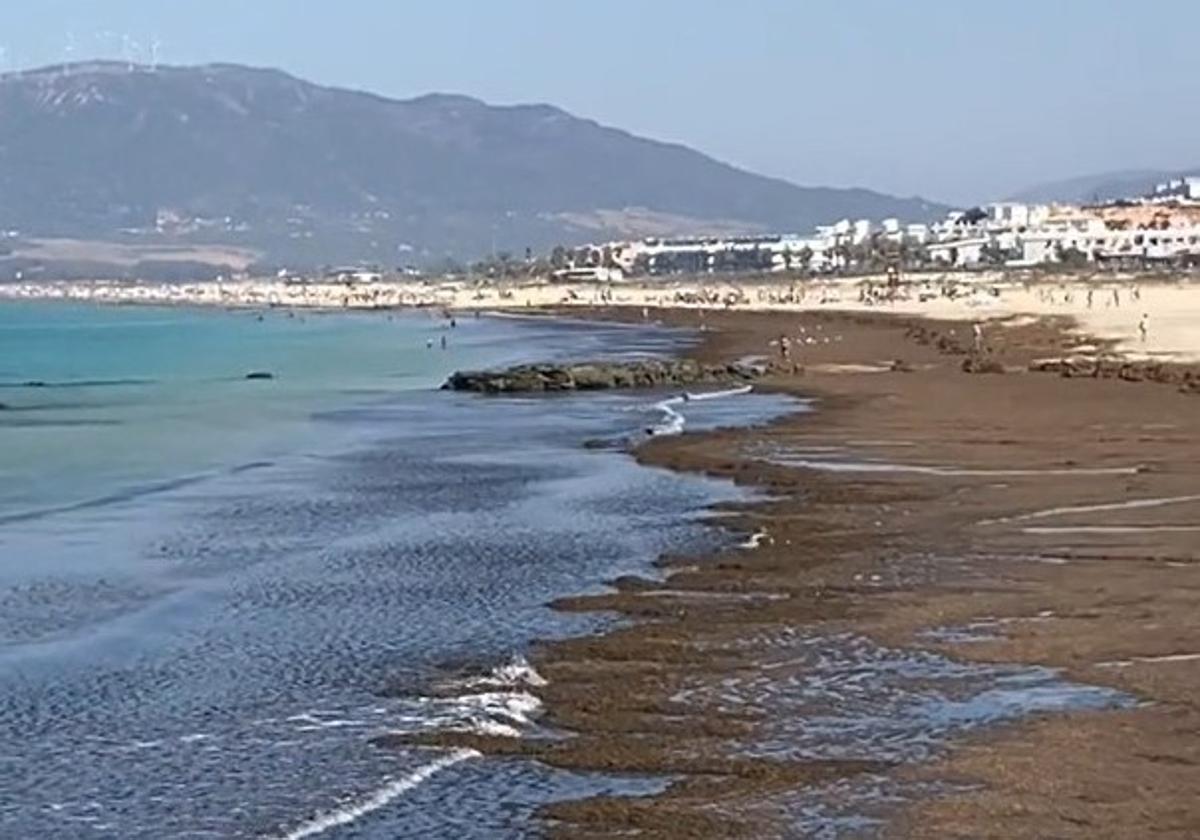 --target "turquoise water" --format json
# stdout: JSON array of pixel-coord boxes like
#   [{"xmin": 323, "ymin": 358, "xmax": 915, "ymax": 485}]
[
  {"xmin": 0, "ymin": 303, "xmax": 516, "ymax": 517},
  {"xmin": 0, "ymin": 302, "xmax": 1129, "ymax": 838},
  {"xmin": 0, "ymin": 300, "xmax": 806, "ymax": 838}
]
